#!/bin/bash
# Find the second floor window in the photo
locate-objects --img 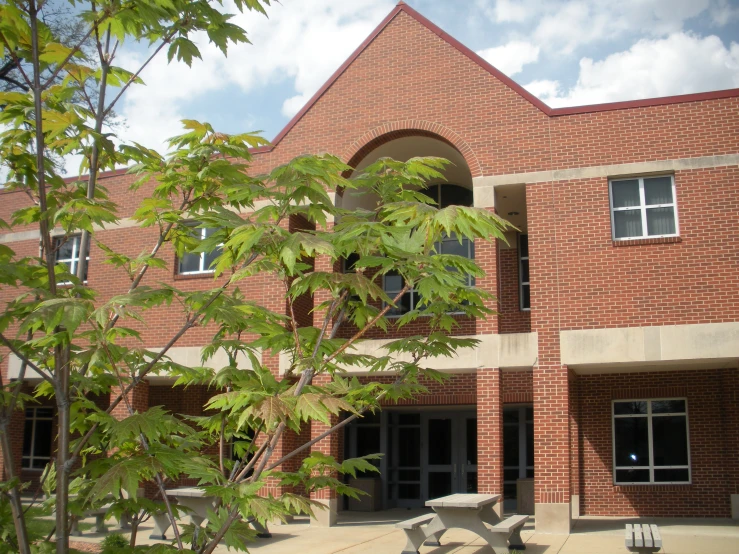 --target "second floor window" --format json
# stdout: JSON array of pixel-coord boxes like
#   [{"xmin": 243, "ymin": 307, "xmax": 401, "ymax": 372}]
[
  {"xmin": 518, "ymin": 234, "xmax": 530, "ymax": 311},
  {"xmin": 22, "ymin": 407, "xmax": 53, "ymax": 470},
  {"xmin": 609, "ymin": 175, "xmax": 678, "ymax": 240},
  {"xmin": 178, "ymin": 227, "xmax": 221, "ymax": 275},
  {"xmin": 54, "ymin": 234, "xmax": 89, "ymax": 282}
]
